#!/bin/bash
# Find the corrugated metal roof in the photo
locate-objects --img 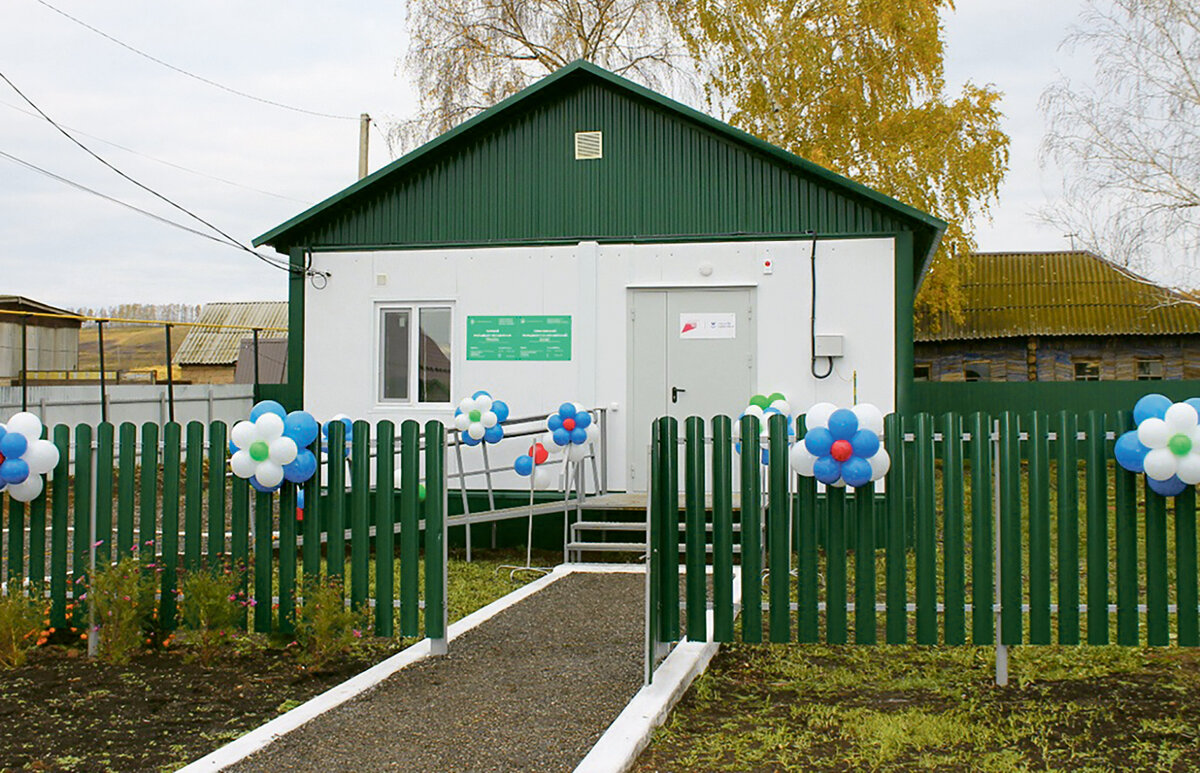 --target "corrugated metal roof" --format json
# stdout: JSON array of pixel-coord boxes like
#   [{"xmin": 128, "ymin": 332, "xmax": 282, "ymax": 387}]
[
  {"xmin": 916, "ymin": 251, "xmax": 1200, "ymax": 341},
  {"xmin": 173, "ymin": 302, "xmax": 287, "ymax": 365},
  {"xmin": 254, "ymin": 60, "xmax": 946, "ymax": 286}
]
